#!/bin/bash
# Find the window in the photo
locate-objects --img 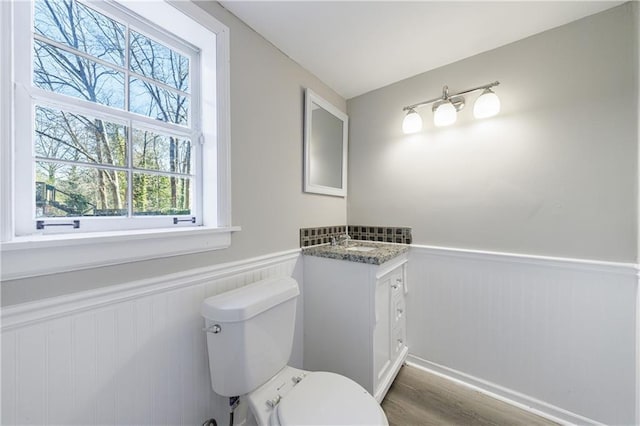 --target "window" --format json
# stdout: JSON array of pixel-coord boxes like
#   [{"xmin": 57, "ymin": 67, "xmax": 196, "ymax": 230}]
[
  {"xmin": 1, "ymin": 0, "xmax": 234, "ymax": 279},
  {"xmin": 22, "ymin": 0, "xmax": 201, "ymax": 233}
]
